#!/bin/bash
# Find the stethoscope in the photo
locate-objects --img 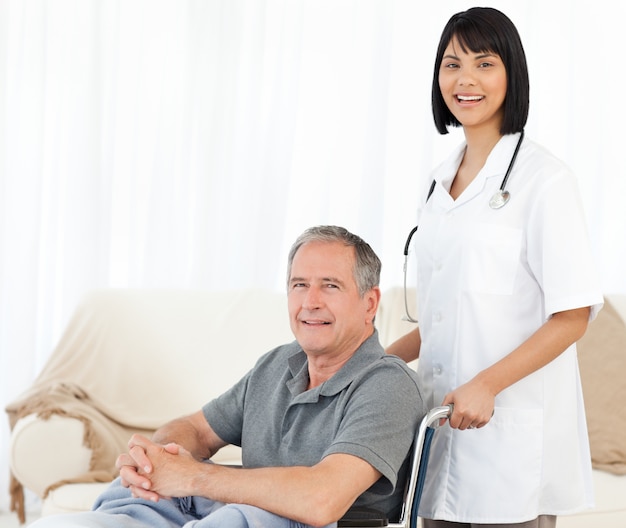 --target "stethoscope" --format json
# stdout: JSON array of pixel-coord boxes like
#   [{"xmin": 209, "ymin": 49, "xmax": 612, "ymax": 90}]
[{"xmin": 402, "ymin": 130, "xmax": 525, "ymax": 323}]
